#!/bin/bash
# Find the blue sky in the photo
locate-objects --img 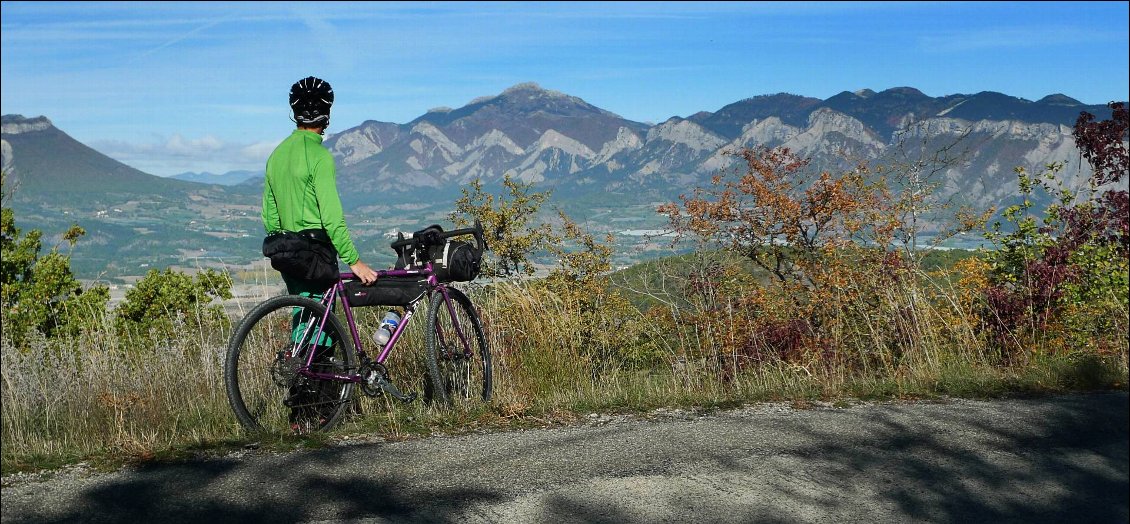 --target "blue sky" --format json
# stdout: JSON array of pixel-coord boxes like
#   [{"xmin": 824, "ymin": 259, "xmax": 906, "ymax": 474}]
[{"xmin": 2, "ymin": 1, "xmax": 1128, "ymax": 177}]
